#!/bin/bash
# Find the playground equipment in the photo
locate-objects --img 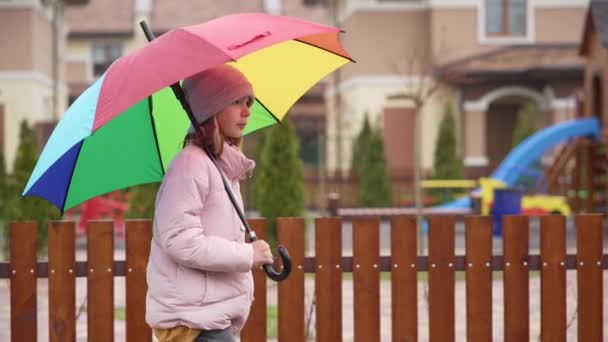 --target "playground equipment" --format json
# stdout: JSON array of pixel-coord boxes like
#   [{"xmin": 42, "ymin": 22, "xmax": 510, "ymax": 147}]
[
  {"xmin": 437, "ymin": 117, "xmax": 602, "ymax": 213},
  {"xmin": 479, "ymin": 177, "xmax": 571, "ymax": 216}
]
